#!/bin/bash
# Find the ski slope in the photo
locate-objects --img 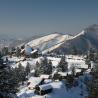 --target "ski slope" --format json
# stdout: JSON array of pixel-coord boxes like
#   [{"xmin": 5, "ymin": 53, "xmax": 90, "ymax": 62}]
[{"xmin": 26, "ymin": 33, "xmax": 73, "ymax": 54}]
